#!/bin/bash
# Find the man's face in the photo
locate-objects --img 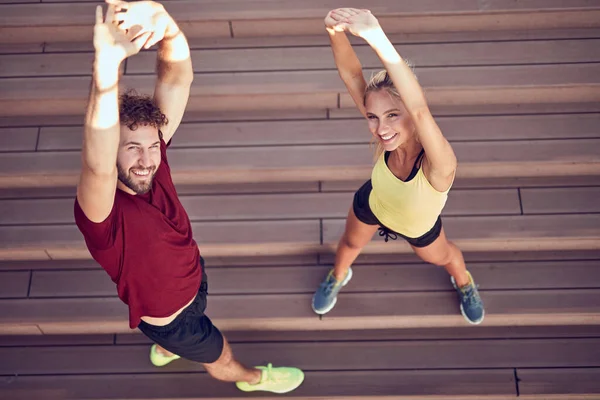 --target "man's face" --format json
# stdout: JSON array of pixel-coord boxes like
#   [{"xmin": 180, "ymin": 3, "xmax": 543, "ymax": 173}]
[{"xmin": 117, "ymin": 124, "xmax": 161, "ymax": 195}]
